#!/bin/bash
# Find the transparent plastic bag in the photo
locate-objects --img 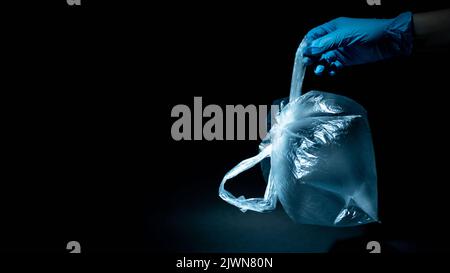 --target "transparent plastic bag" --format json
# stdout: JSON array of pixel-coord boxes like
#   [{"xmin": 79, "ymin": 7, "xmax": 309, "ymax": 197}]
[{"xmin": 218, "ymin": 39, "xmax": 378, "ymax": 227}]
